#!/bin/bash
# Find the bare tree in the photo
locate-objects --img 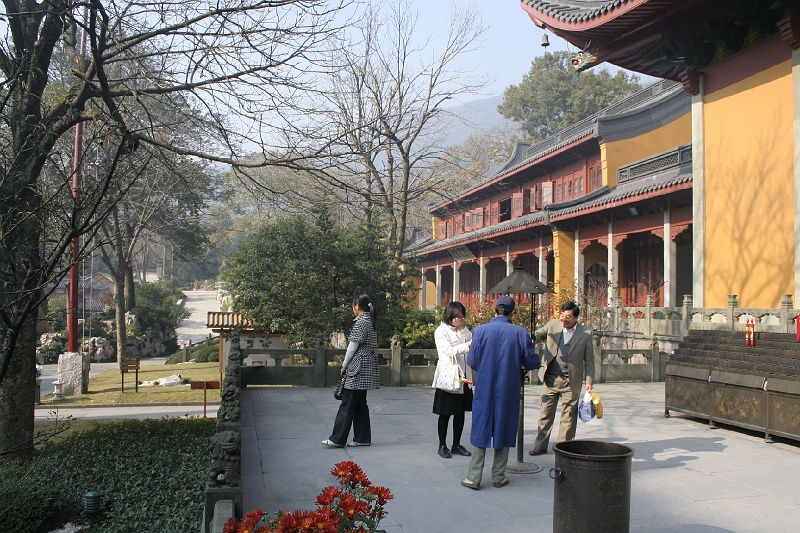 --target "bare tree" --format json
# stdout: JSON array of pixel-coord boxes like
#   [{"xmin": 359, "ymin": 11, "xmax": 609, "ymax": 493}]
[
  {"xmin": 0, "ymin": 0, "xmax": 345, "ymax": 458},
  {"xmin": 96, "ymin": 143, "xmax": 212, "ymax": 365},
  {"xmin": 271, "ymin": 0, "xmax": 490, "ymax": 260}
]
